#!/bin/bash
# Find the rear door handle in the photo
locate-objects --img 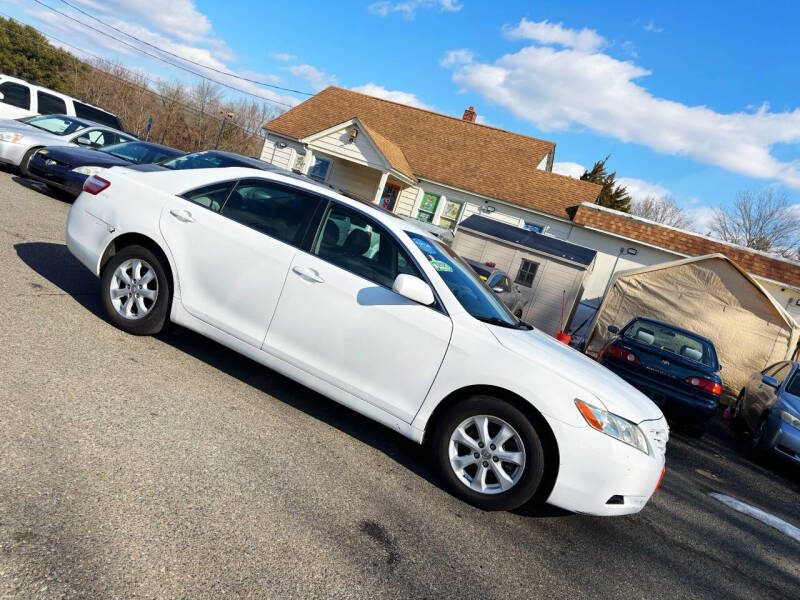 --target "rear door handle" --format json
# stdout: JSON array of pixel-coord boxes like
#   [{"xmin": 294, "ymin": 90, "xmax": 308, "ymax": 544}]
[
  {"xmin": 292, "ymin": 265, "xmax": 324, "ymax": 283},
  {"xmin": 169, "ymin": 208, "xmax": 195, "ymax": 223}
]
